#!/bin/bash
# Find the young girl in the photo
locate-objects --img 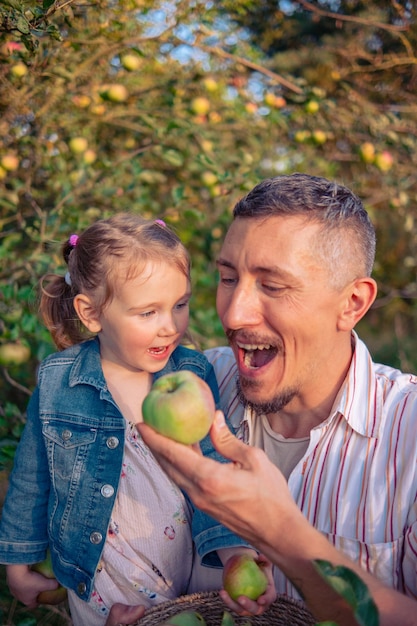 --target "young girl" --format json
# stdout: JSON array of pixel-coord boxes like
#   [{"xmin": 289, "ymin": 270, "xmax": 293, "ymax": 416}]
[{"xmin": 0, "ymin": 214, "xmax": 274, "ymax": 625}]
